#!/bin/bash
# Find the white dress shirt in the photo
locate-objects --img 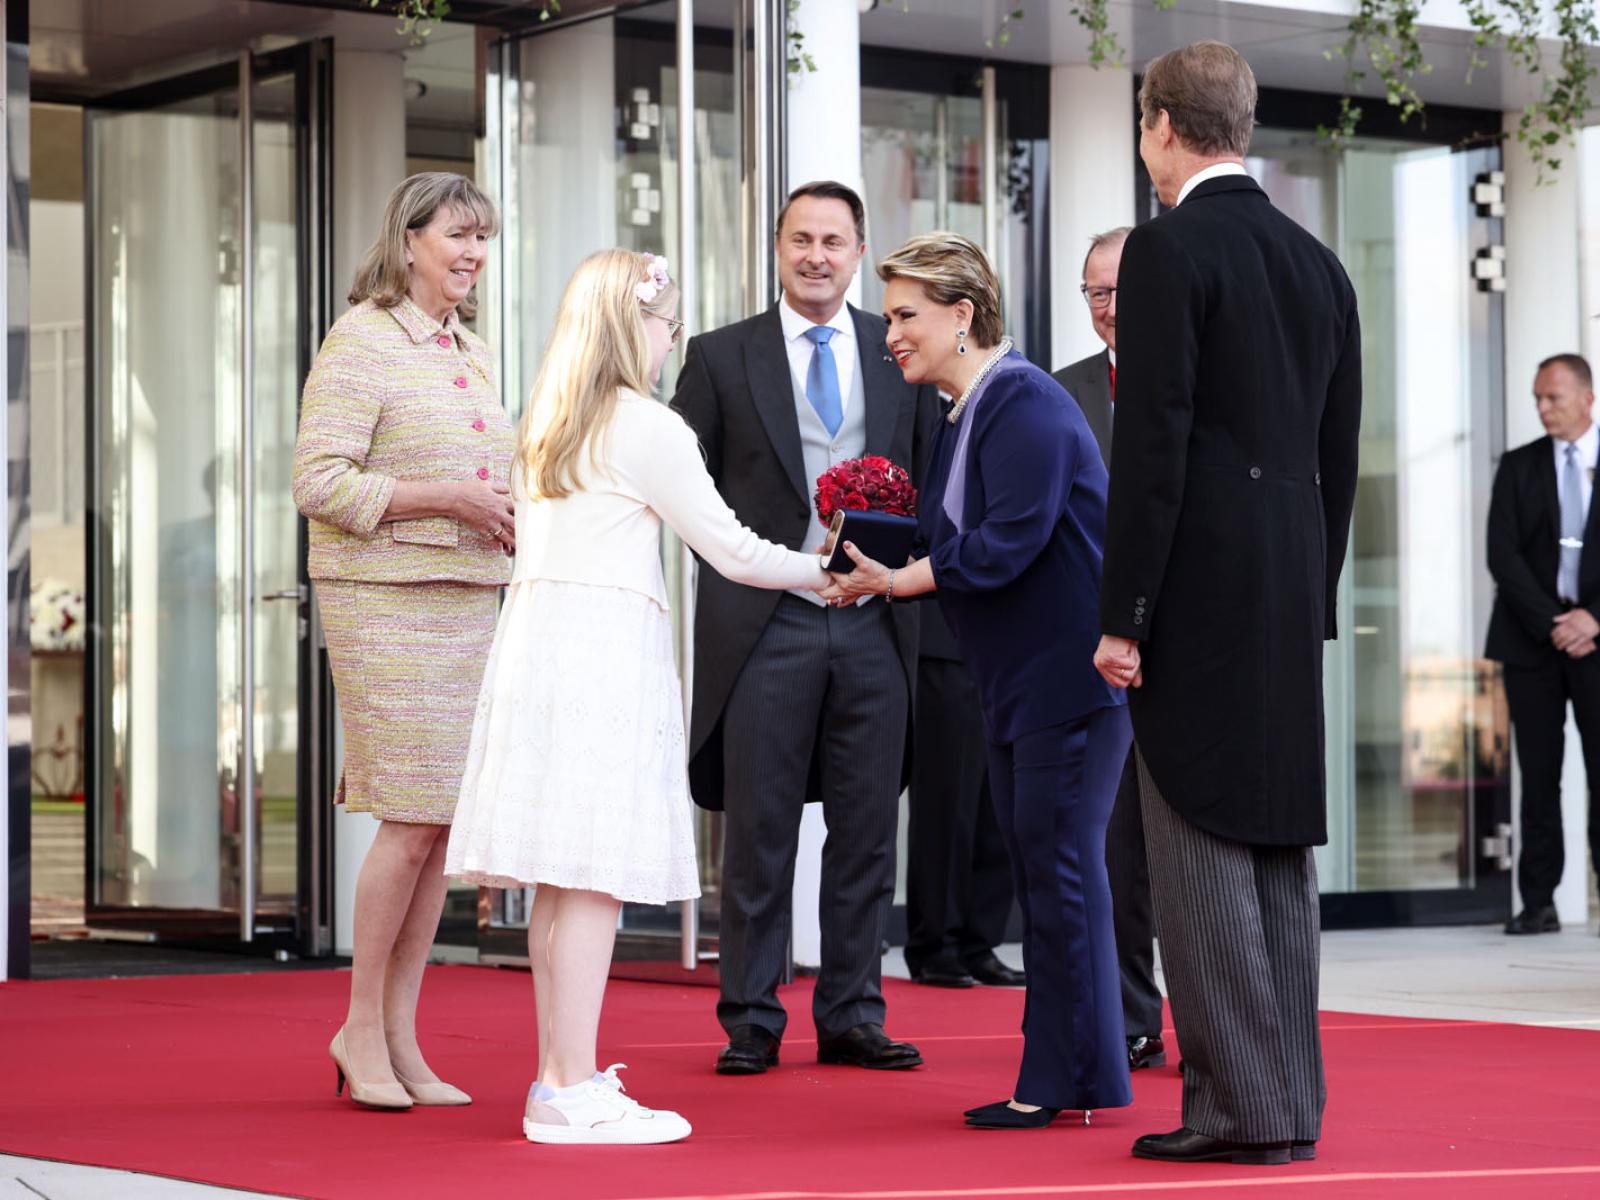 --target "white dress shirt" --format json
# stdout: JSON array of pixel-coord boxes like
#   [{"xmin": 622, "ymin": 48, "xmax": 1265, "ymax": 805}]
[
  {"xmin": 1176, "ymin": 161, "xmax": 1249, "ymax": 206},
  {"xmin": 780, "ymin": 295, "xmax": 857, "ymax": 415}
]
